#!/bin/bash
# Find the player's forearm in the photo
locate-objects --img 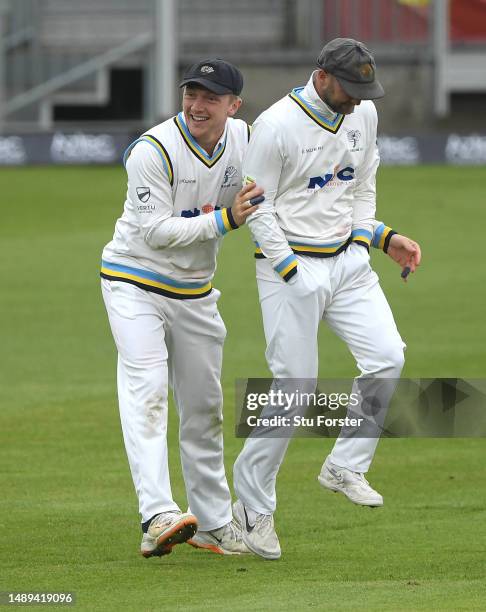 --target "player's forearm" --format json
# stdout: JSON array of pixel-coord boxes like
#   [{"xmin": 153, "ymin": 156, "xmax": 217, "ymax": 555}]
[
  {"xmin": 243, "ymin": 119, "xmax": 296, "ymax": 279},
  {"xmin": 352, "ymin": 110, "xmax": 380, "ymax": 239},
  {"xmin": 352, "ymin": 203, "xmax": 375, "ymax": 230},
  {"xmin": 145, "ymin": 208, "xmax": 237, "ymax": 249}
]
